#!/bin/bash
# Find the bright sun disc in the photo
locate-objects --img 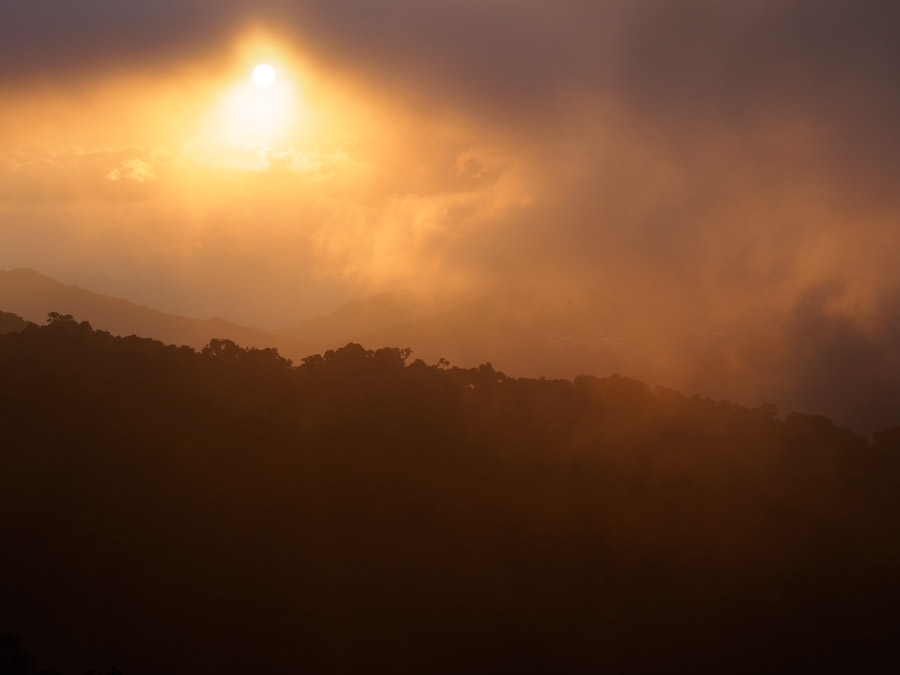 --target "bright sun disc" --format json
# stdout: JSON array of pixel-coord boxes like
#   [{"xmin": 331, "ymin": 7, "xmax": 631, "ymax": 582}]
[{"xmin": 252, "ymin": 64, "xmax": 276, "ymax": 87}]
